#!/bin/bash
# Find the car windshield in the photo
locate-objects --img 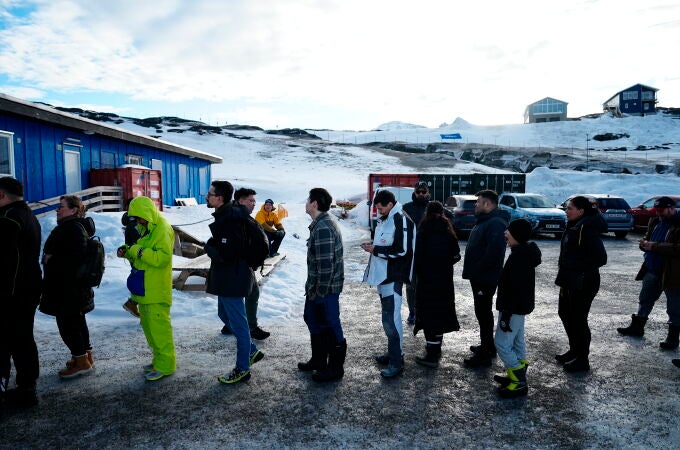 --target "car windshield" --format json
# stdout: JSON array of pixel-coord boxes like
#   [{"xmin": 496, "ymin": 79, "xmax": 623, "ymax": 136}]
[
  {"xmin": 462, "ymin": 200, "xmax": 476, "ymax": 210},
  {"xmin": 517, "ymin": 195, "xmax": 554, "ymax": 208},
  {"xmin": 597, "ymin": 198, "xmax": 630, "ymax": 210}
]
